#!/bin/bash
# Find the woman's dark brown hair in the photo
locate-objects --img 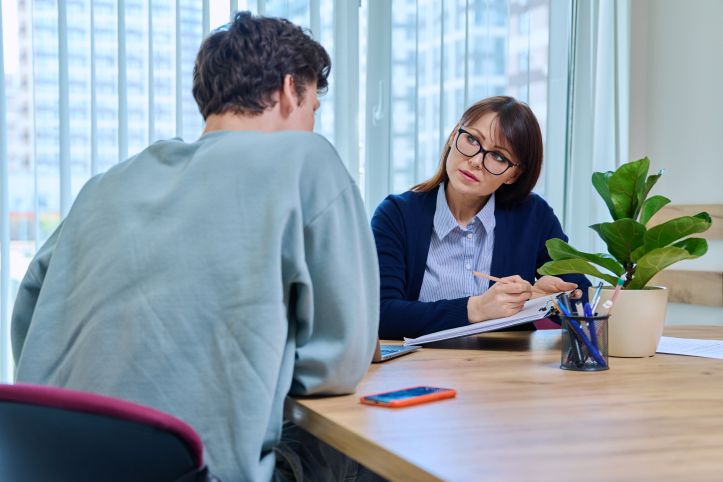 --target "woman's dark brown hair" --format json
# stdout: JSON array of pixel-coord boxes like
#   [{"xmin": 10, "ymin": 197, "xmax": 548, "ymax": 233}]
[
  {"xmin": 192, "ymin": 11, "xmax": 331, "ymax": 120},
  {"xmin": 412, "ymin": 96, "xmax": 543, "ymax": 207}
]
